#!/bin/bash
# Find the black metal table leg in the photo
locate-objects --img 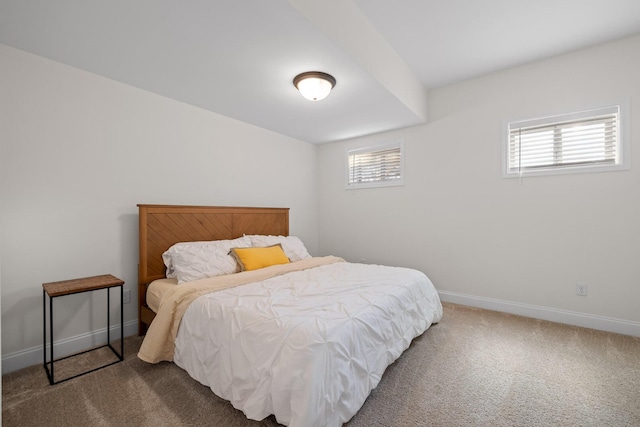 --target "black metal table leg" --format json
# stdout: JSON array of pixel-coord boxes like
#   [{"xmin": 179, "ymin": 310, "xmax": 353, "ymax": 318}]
[{"xmin": 49, "ymin": 292, "xmax": 54, "ymax": 384}]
